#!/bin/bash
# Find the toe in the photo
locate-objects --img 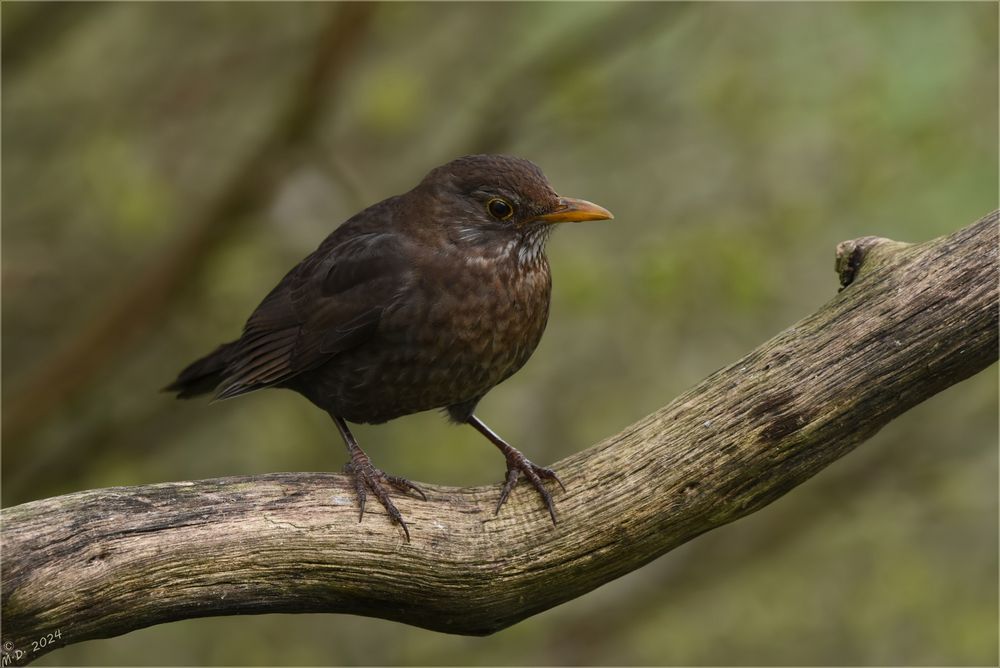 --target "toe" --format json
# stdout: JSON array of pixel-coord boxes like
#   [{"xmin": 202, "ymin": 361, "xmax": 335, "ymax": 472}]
[
  {"xmin": 494, "ymin": 468, "xmax": 520, "ymax": 514},
  {"xmin": 384, "ymin": 474, "xmax": 428, "ymax": 501},
  {"xmin": 494, "ymin": 455, "xmax": 563, "ymax": 523},
  {"xmin": 536, "ymin": 466, "xmax": 566, "ymax": 492}
]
